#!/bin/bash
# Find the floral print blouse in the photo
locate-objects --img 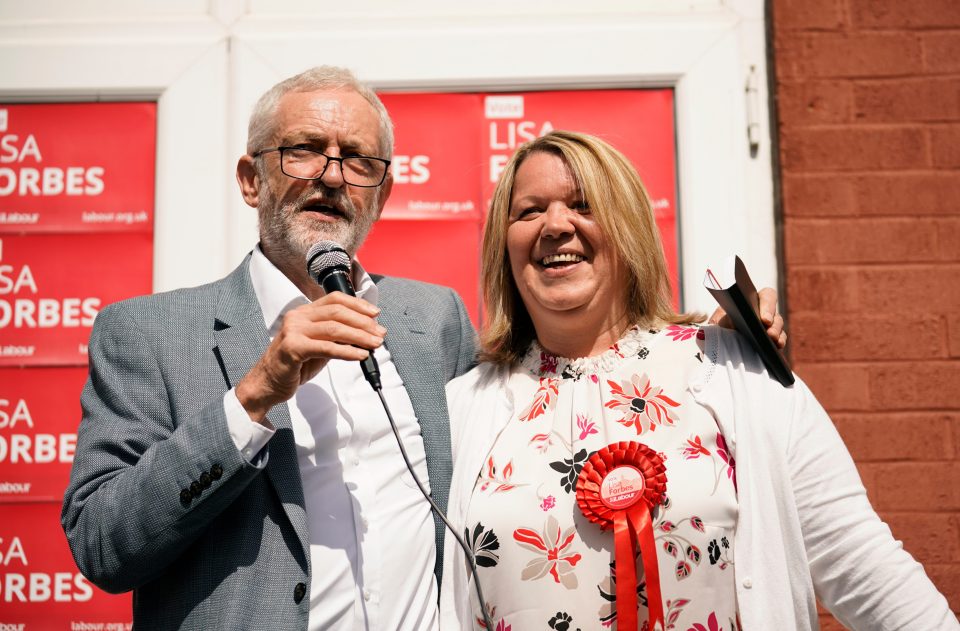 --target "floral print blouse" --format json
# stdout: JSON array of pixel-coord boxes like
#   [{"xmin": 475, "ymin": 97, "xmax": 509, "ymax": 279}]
[{"xmin": 464, "ymin": 325, "xmax": 741, "ymax": 631}]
